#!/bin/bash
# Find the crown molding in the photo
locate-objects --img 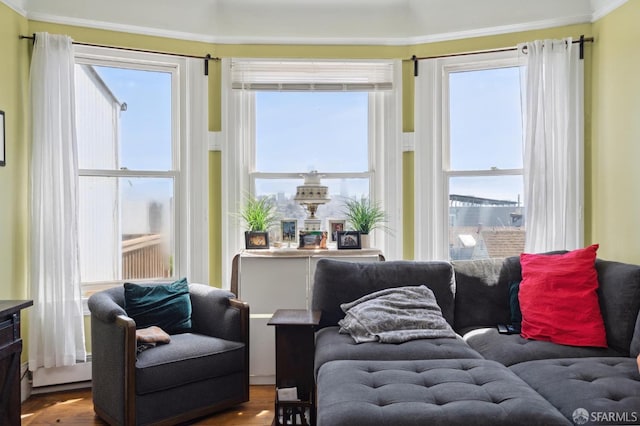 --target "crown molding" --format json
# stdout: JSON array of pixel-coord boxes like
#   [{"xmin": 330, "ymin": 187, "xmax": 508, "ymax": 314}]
[
  {"xmin": 26, "ymin": 12, "xmax": 220, "ymax": 44},
  {"xmin": 405, "ymin": 14, "xmax": 592, "ymax": 45},
  {"xmin": 591, "ymin": 0, "xmax": 628, "ymax": 21},
  {"xmin": 0, "ymin": 0, "xmax": 27, "ymax": 17},
  {"xmin": 26, "ymin": 9, "xmax": 594, "ymax": 47},
  {"xmin": 23, "ymin": 12, "xmax": 412, "ymax": 46}
]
